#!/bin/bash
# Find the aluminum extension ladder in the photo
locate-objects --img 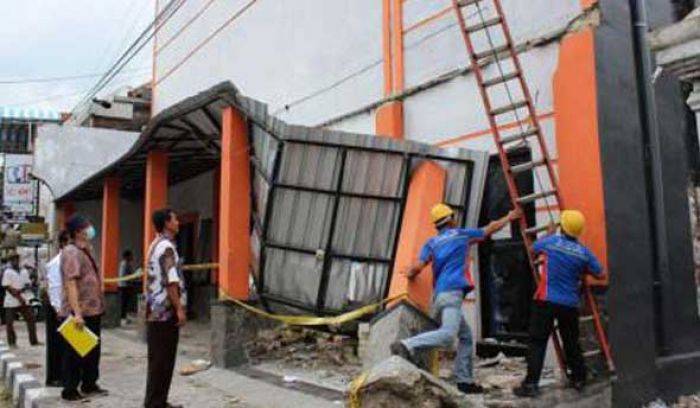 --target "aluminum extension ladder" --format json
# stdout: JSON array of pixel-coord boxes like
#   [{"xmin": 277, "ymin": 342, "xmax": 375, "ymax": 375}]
[{"xmin": 449, "ymin": 0, "xmax": 615, "ymax": 376}]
